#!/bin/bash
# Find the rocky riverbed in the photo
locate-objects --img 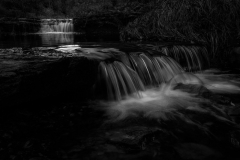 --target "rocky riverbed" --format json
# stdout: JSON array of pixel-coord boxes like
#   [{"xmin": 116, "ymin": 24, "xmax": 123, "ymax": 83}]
[
  {"xmin": 0, "ymin": 46, "xmax": 101, "ymax": 108},
  {"xmin": 1, "ymin": 47, "xmax": 240, "ymax": 160}
]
